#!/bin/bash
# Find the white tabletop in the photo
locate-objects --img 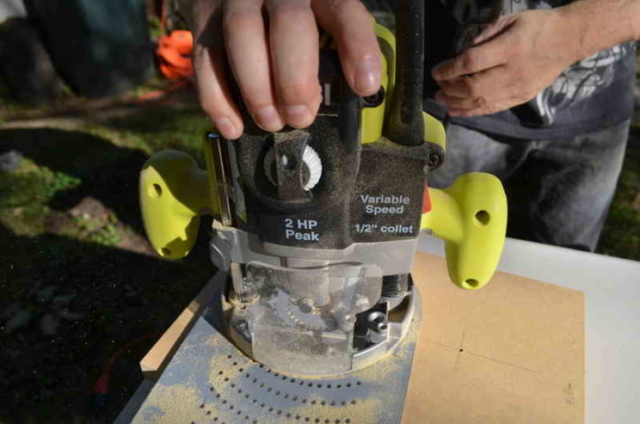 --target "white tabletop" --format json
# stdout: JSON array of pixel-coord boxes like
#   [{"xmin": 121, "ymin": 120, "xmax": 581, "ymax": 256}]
[{"xmin": 418, "ymin": 235, "xmax": 640, "ymax": 424}]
